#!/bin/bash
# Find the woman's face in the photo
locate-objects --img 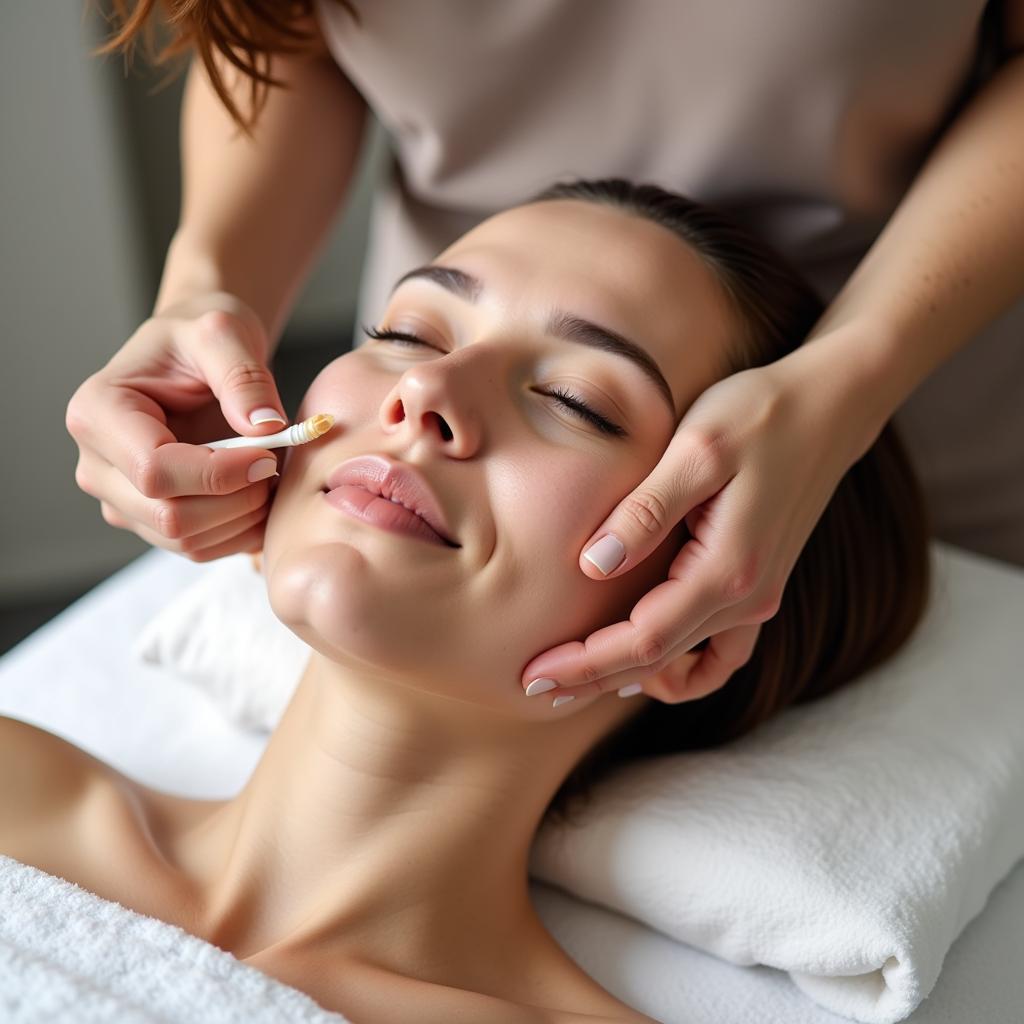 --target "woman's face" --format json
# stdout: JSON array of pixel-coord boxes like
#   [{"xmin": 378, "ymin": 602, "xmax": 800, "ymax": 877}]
[{"xmin": 262, "ymin": 198, "xmax": 736, "ymax": 714}]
